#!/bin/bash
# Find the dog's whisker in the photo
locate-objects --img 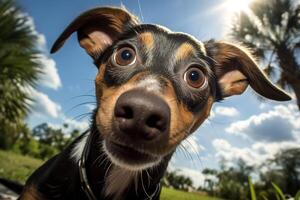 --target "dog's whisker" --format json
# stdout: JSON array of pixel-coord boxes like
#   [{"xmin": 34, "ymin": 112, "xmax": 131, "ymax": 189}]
[
  {"xmin": 177, "ymin": 146, "xmax": 188, "ymax": 160},
  {"xmin": 17, "ymin": 4, "xmax": 292, "ymax": 199},
  {"xmin": 182, "ymin": 139, "xmax": 199, "ymax": 169},
  {"xmin": 72, "ymin": 112, "xmax": 93, "ymax": 121},
  {"xmin": 104, "ymin": 163, "xmax": 113, "ymax": 180},
  {"xmin": 92, "ymin": 152, "xmax": 105, "ymax": 167},
  {"xmin": 67, "ymin": 101, "xmax": 97, "ymax": 113},
  {"xmin": 140, "ymin": 171, "xmax": 151, "ymax": 199},
  {"xmin": 70, "ymin": 94, "xmax": 96, "ymax": 100},
  {"xmin": 185, "ymin": 137, "xmax": 203, "ymax": 167},
  {"xmin": 145, "ymin": 169, "xmax": 151, "ymax": 187},
  {"xmin": 179, "ymin": 144, "xmax": 193, "ymax": 162}
]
